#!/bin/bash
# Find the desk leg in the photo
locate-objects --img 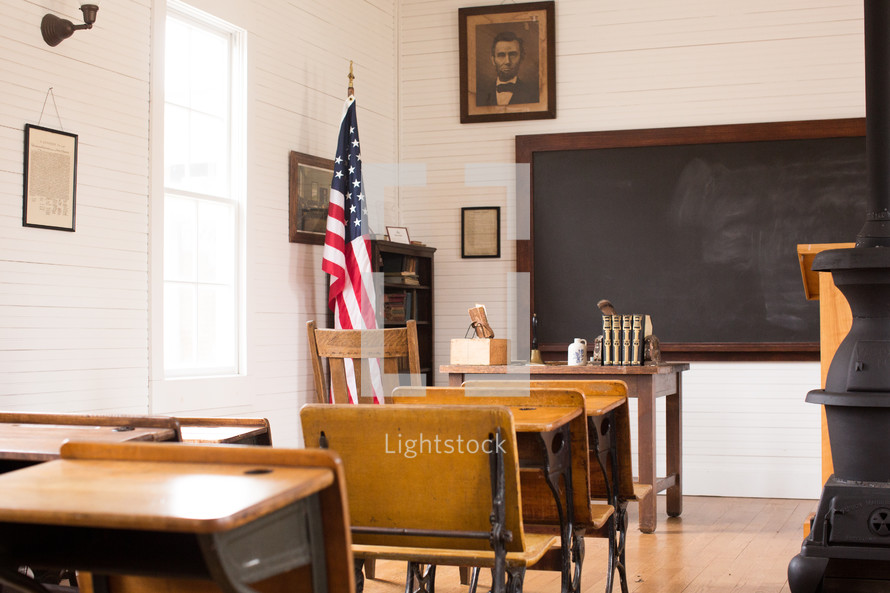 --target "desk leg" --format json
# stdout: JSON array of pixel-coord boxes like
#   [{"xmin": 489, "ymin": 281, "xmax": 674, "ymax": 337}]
[
  {"xmin": 666, "ymin": 373, "xmax": 683, "ymax": 518},
  {"xmin": 448, "ymin": 373, "xmax": 463, "ymax": 387},
  {"xmin": 637, "ymin": 387, "xmax": 657, "ymax": 534}
]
